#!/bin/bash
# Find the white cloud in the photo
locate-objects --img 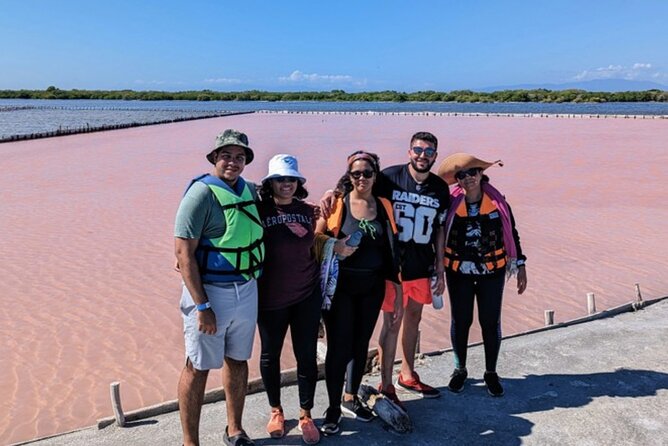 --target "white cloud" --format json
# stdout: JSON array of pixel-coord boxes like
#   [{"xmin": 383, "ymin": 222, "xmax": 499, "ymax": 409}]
[
  {"xmin": 574, "ymin": 62, "xmax": 661, "ymax": 81},
  {"xmin": 203, "ymin": 77, "xmax": 244, "ymax": 84},
  {"xmin": 278, "ymin": 70, "xmax": 365, "ymax": 86}
]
